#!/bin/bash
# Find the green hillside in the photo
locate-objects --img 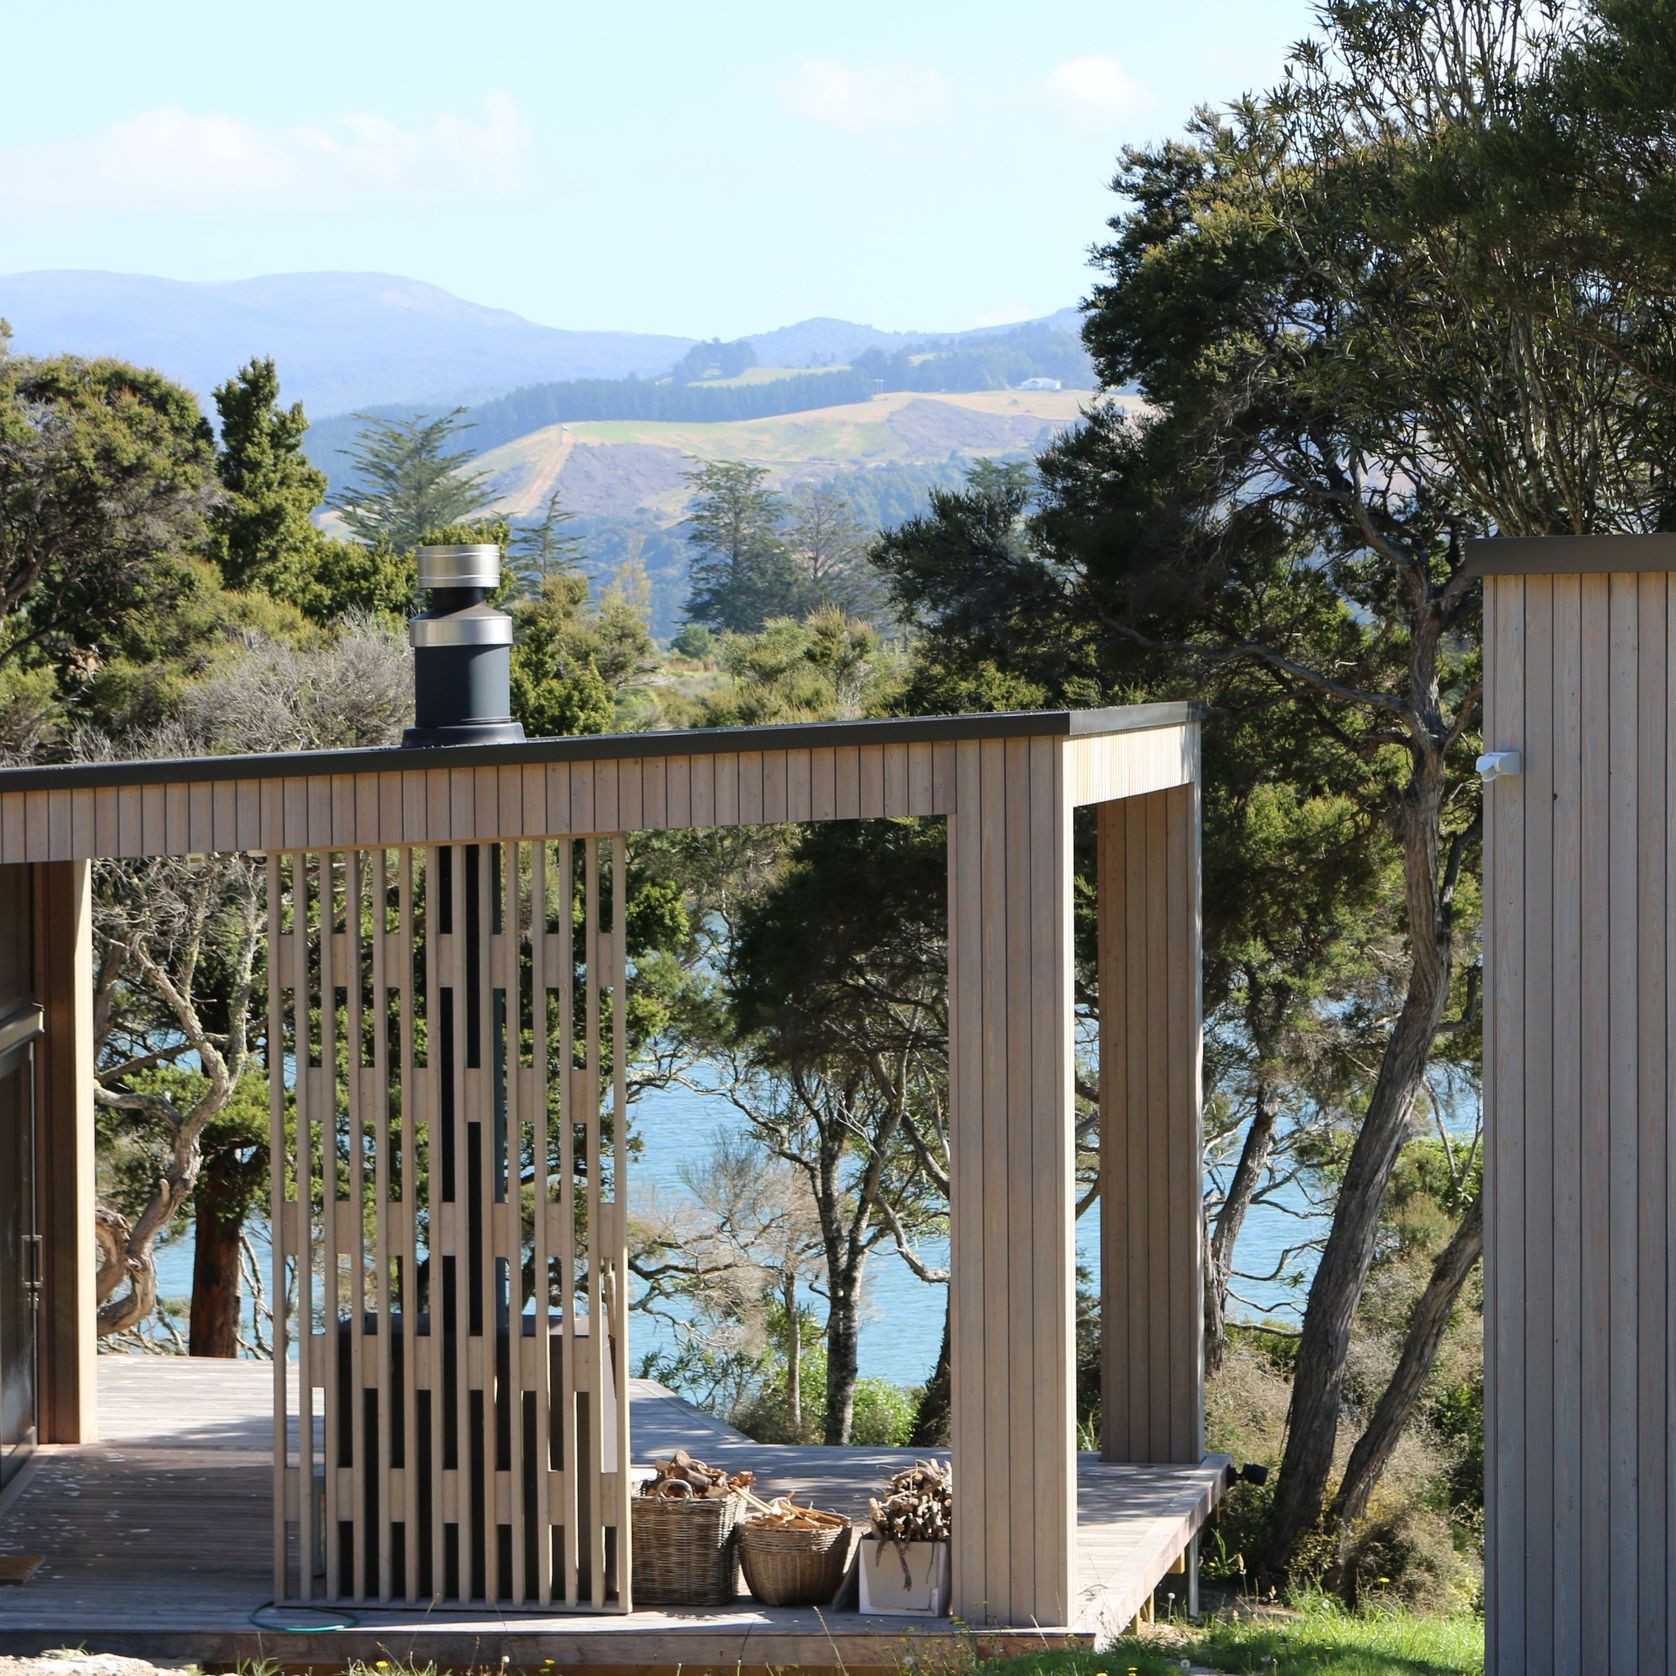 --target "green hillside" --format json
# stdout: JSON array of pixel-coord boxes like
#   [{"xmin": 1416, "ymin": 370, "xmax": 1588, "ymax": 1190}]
[
  {"xmin": 316, "ymin": 385, "xmax": 1130, "ymax": 640},
  {"xmin": 476, "ymin": 386, "xmax": 1114, "ymax": 522}
]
